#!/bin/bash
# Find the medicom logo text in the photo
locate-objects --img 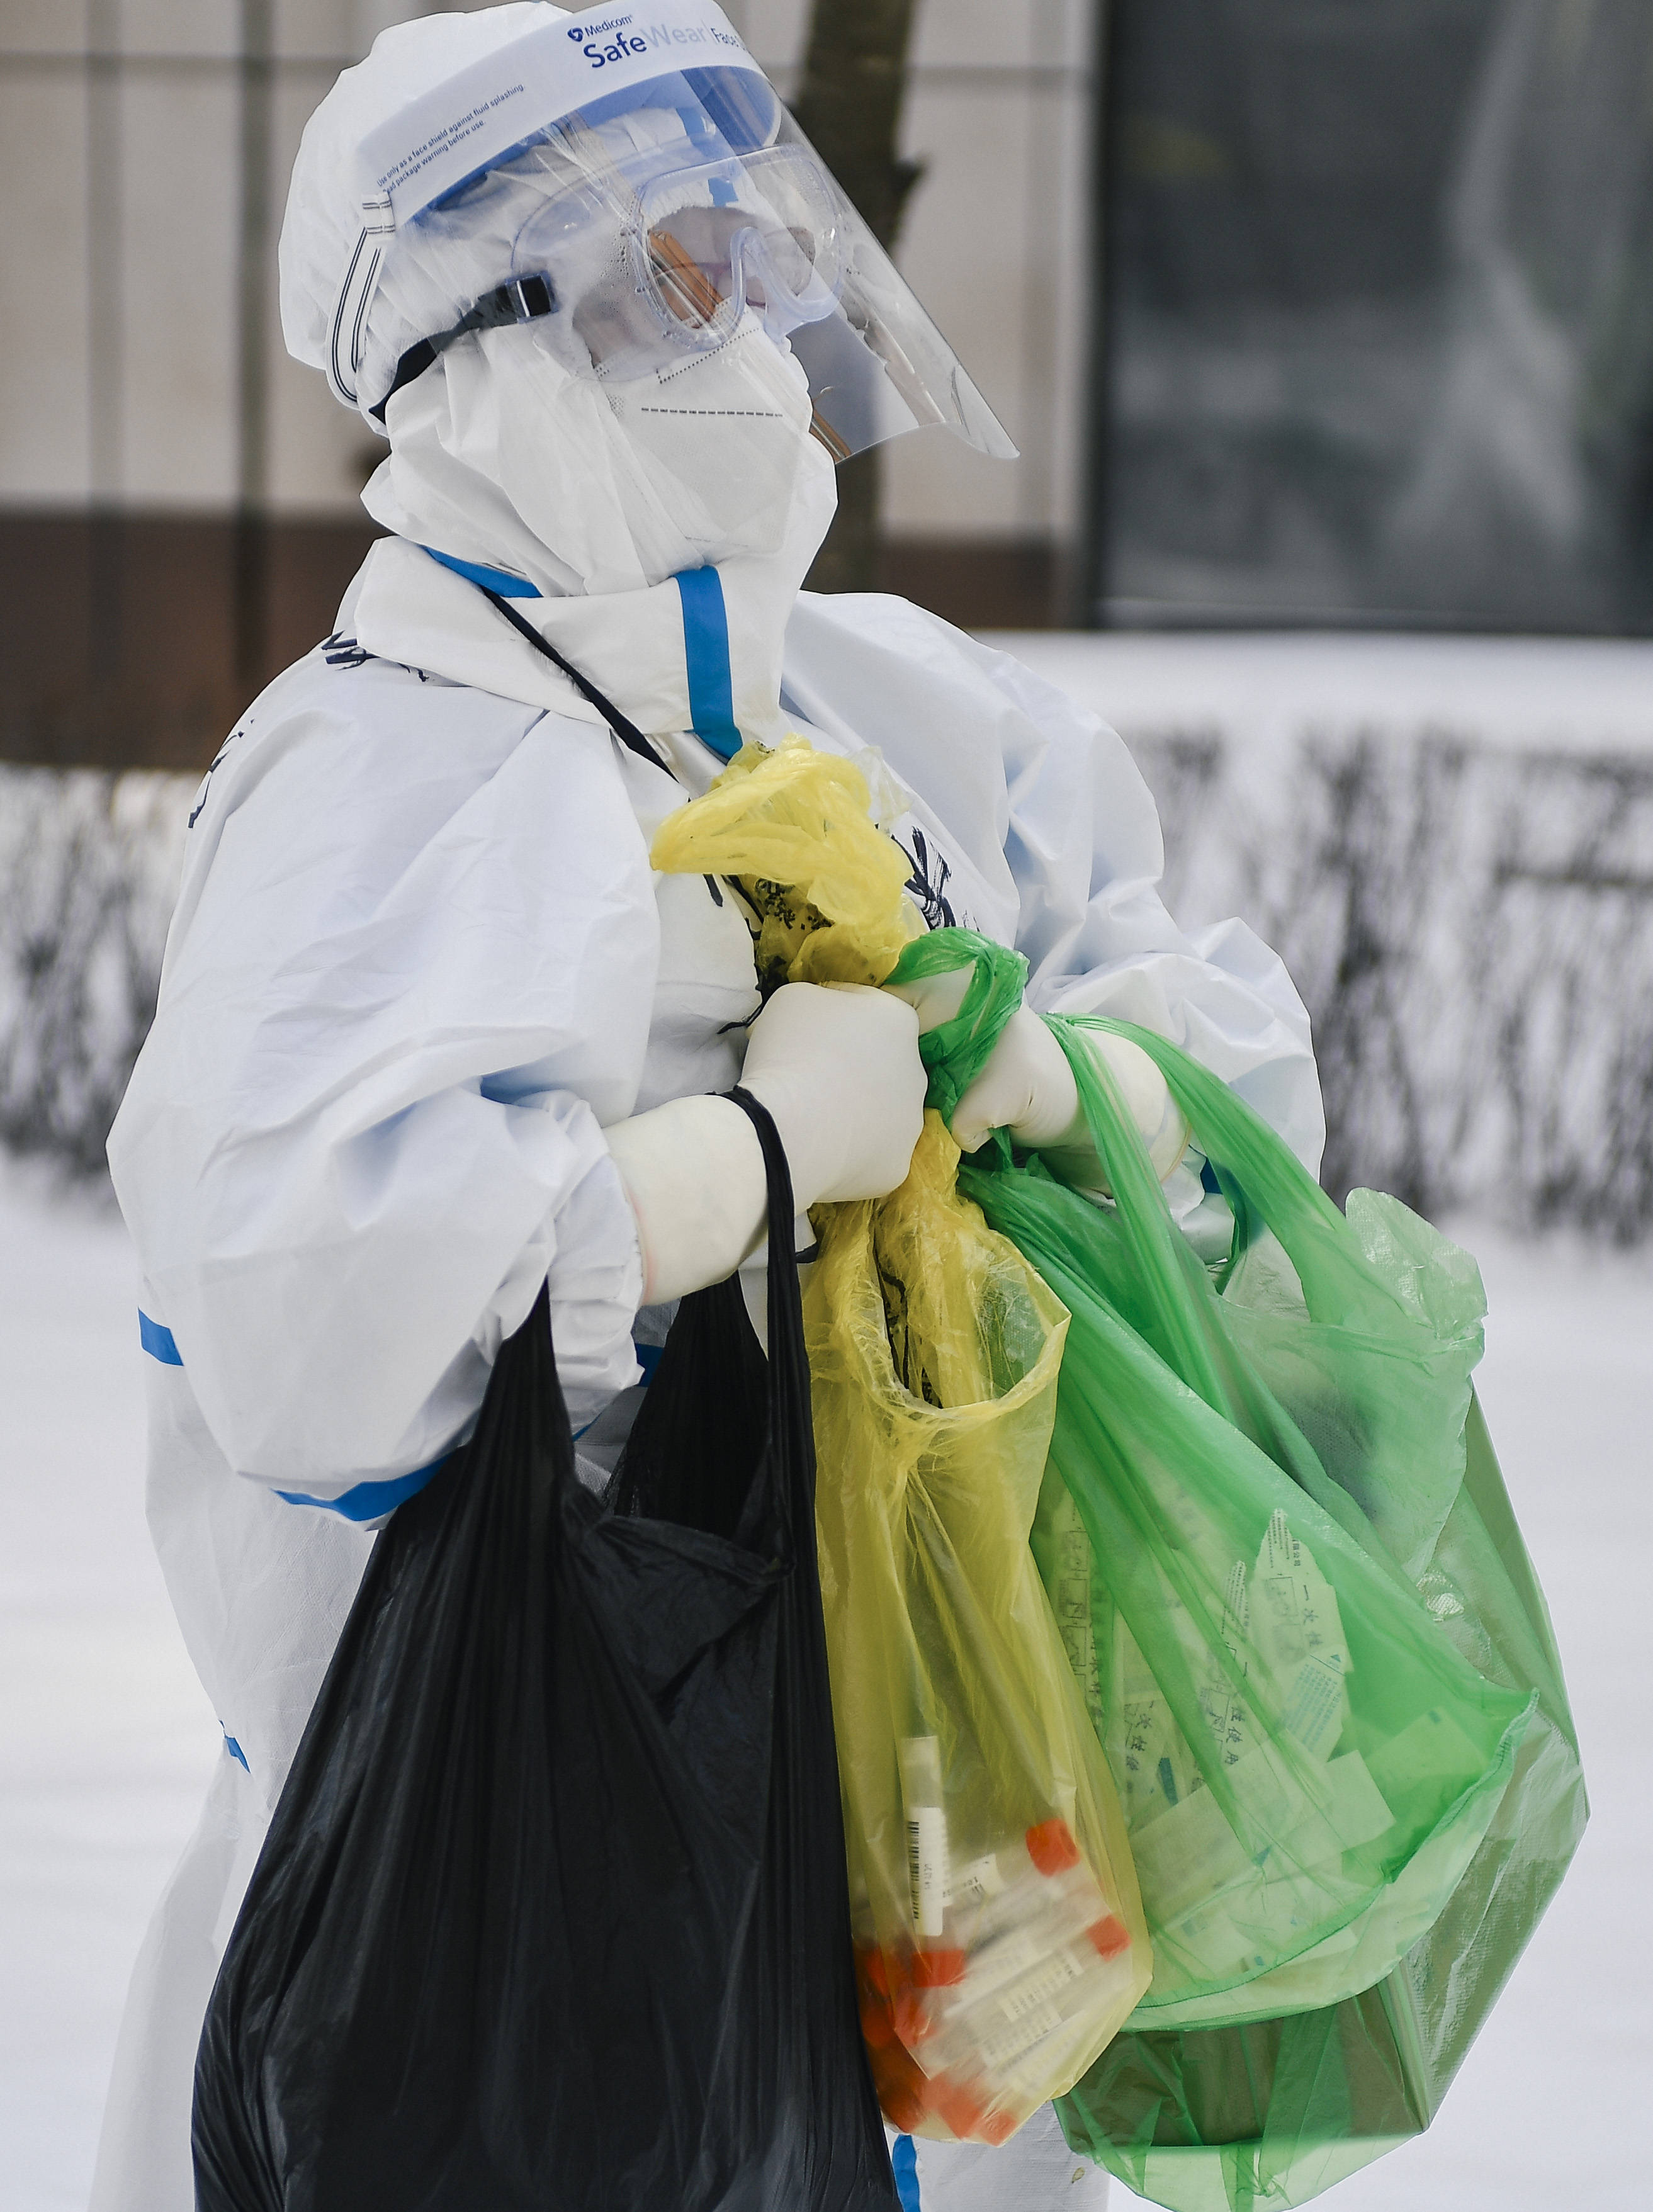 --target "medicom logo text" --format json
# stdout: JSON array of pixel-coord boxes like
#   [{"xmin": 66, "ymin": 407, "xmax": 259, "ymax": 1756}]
[{"xmin": 571, "ymin": 12, "xmax": 747, "ymax": 69}]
